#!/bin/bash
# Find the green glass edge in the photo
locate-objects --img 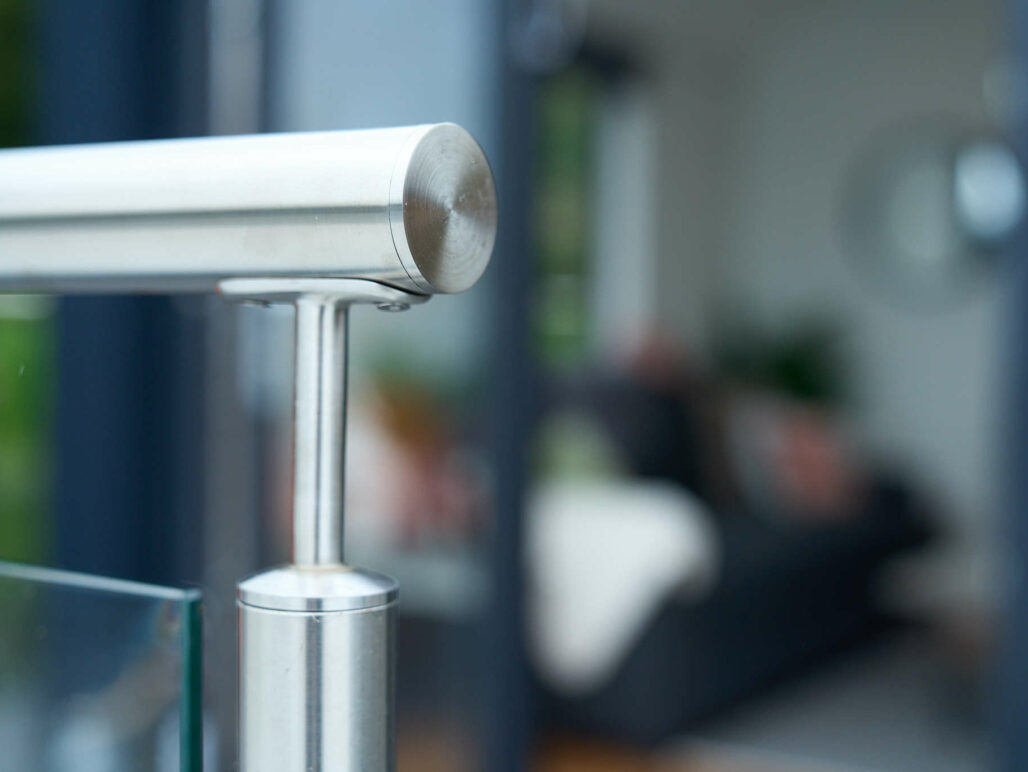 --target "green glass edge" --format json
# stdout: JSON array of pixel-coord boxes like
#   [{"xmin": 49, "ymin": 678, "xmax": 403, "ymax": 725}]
[{"xmin": 180, "ymin": 589, "xmax": 203, "ymax": 772}]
